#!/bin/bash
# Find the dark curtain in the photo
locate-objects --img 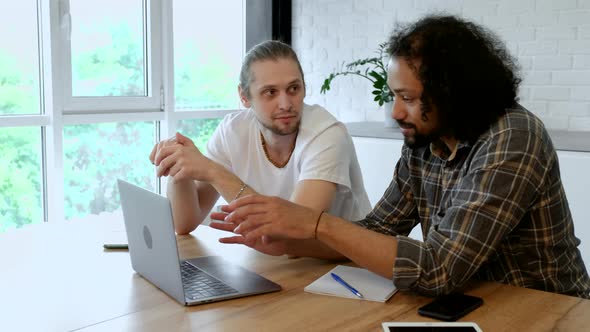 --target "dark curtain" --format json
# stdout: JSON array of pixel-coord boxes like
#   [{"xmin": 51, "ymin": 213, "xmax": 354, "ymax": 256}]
[{"xmin": 272, "ymin": 0, "xmax": 292, "ymax": 44}]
